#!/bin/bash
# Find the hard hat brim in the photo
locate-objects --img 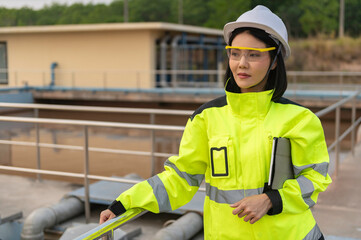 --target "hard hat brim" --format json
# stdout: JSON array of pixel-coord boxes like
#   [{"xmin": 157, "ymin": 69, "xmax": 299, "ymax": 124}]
[{"xmin": 223, "ymin": 21, "xmax": 291, "ymax": 60}]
